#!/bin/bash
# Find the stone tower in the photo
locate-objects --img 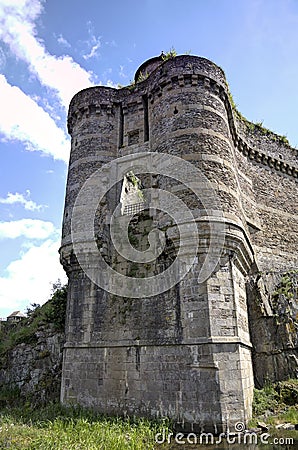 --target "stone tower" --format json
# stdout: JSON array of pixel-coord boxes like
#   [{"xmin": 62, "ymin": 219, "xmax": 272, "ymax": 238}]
[{"xmin": 60, "ymin": 54, "xmax": 298, "ymax": 432}]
